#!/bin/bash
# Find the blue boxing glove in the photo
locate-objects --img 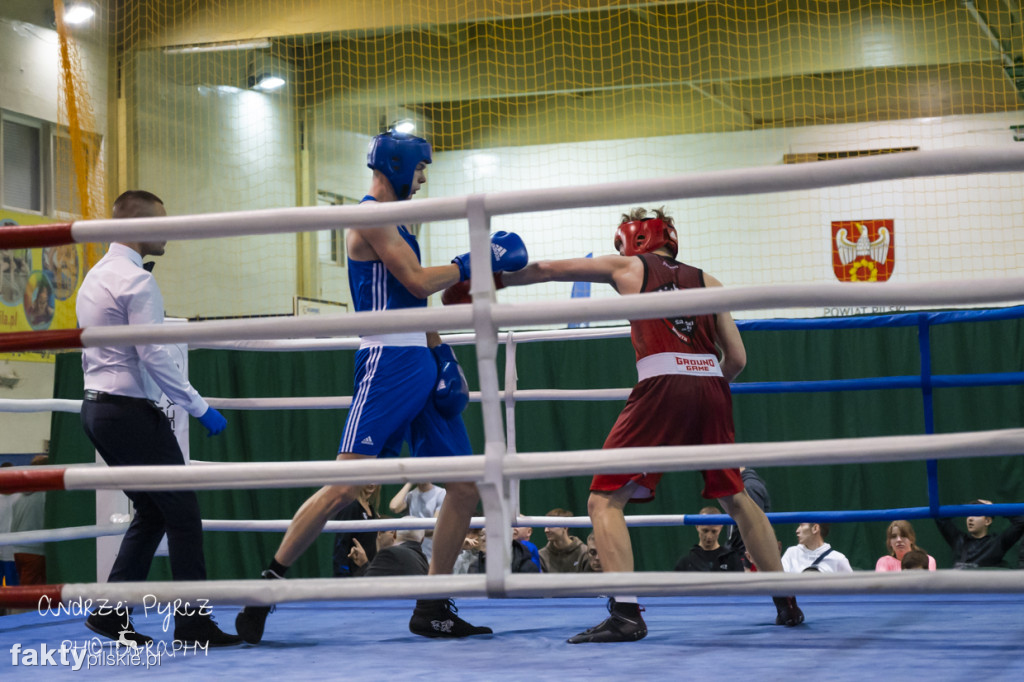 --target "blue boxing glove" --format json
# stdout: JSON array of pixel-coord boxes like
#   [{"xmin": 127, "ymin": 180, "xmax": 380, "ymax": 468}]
[
  {"xmin": 432, "ymin": 344, "xmax": 469, "ymax": 418},
  {"xmin": 452, "ymin": 231, "xmax": 528, "ymax": 282},
  {"xmin": 197, "ymin": 406, "xmax": 227, "ymax": 436}
]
